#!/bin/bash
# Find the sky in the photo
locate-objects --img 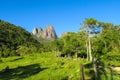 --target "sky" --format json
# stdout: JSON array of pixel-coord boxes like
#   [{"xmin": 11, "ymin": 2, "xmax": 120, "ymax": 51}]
[{"xmin": 0, "ymin": 0, "xmax": 120, "ymax": 37}]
